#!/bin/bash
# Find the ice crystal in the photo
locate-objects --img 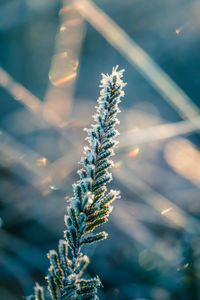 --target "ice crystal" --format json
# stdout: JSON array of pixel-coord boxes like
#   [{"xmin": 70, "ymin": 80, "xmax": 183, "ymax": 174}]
[{"xmin": 27, "ymin": 66, "xmax": 126, "ymax": 300}]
